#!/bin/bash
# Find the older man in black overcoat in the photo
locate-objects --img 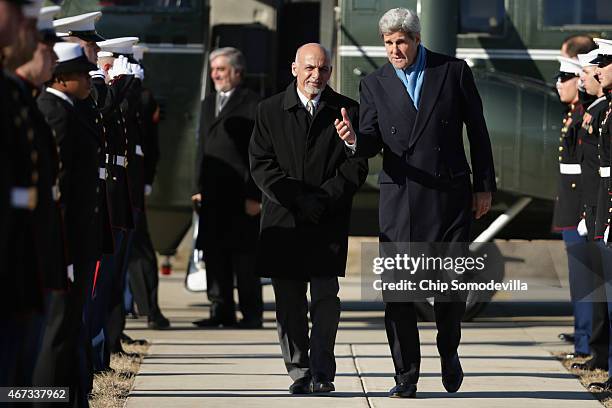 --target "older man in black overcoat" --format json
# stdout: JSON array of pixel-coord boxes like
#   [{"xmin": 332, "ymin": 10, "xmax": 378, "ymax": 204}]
[
  {"xmin": 192, "ymin": 47, "xmax": 264, "ymax": 328},
  {"xmin": 335, "ymin": 7, "xmax": 496, "ymax": 399},
  {"xmin": 250, "ymin": 43, "xmax": 368, "ymax": 394}
]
